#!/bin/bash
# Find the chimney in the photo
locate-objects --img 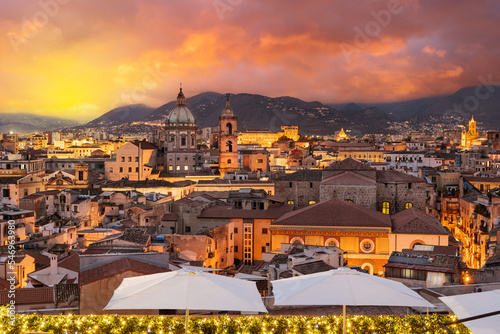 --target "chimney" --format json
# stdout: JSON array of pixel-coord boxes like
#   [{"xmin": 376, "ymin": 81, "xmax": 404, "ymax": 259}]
[{"xmin": 49, "ymin": 254, "xmax": 58, "ymax": 276}]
